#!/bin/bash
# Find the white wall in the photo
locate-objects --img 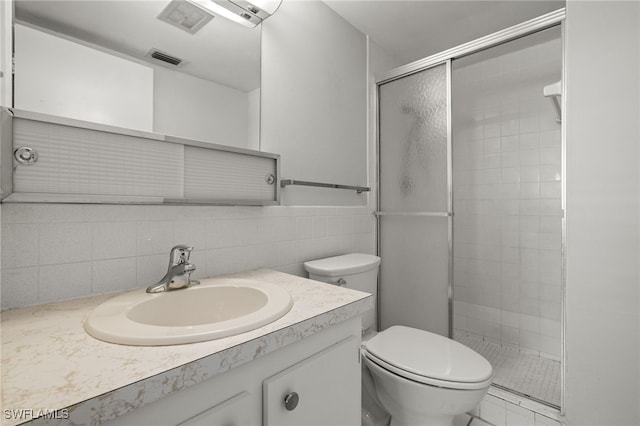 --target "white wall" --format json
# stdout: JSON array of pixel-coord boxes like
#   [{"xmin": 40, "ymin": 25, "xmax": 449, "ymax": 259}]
[
  {"xmin": 248, "ymin": 88, "xmax": 260, "ymax": 151},
  {"xmin": 366, "ymin": 38, "xmax": 404, "ymax": 239},
  {"xmin": 153, "ymin": 67, "xmax": 251, "ymax": 149},
  {"xmin": 369, "ymin": 39, "xmax": 404, "ymax": 83},
  {"xmin": 0, "ymin": 0, "xmax": 12, "ymax": 107},
  {"xmin": 564, "ymin": 1, "xmax": 640, "ymax": 425},
  {"xmin": 13, "ymin": 24, "xmax": 154, "ymax": 131},
  {"xmin": 261, "ymin": 0, "xmax": 368, "ymax": 206}
]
